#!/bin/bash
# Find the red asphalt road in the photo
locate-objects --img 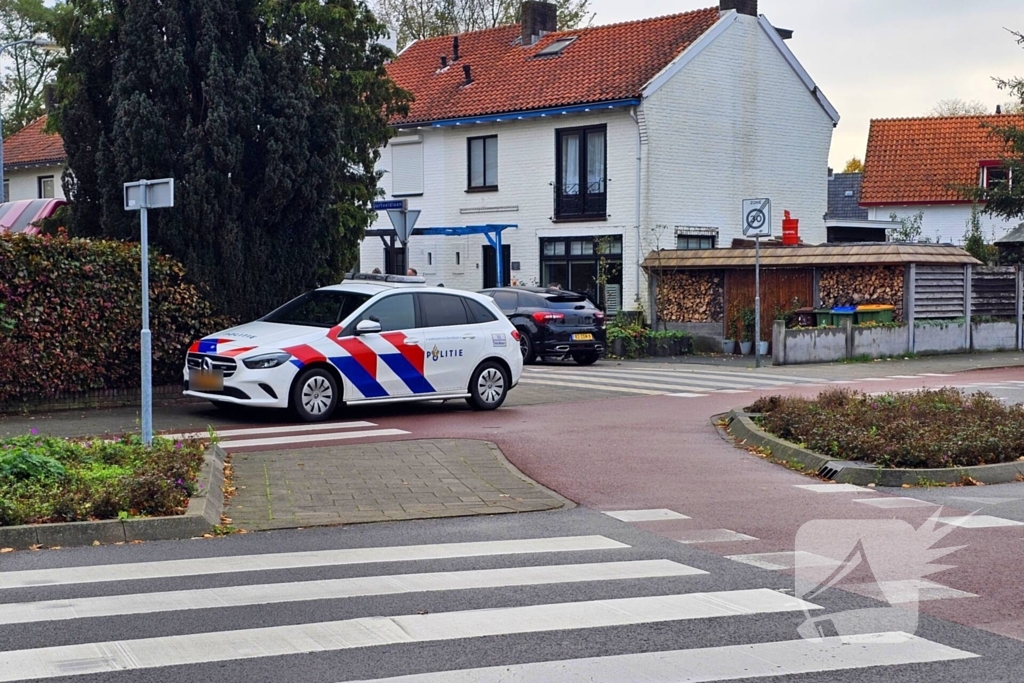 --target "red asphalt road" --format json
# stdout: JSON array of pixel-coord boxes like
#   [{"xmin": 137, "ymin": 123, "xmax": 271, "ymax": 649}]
[{"xmin": 231, "ymin": 366, "xmax": 1024, "ymax": 642}]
